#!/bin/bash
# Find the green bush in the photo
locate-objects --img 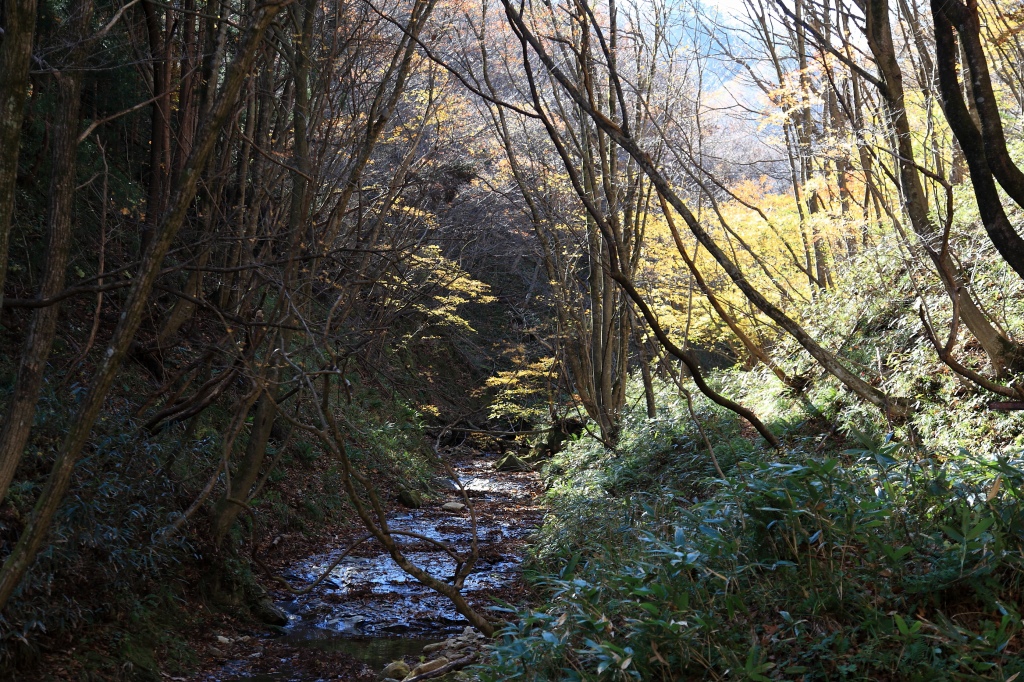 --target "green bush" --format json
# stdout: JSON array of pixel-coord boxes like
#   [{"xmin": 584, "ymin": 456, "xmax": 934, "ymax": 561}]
[{"xmin": 484, "ymin": 377, "xmax": 1024, "ymax": 680}]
